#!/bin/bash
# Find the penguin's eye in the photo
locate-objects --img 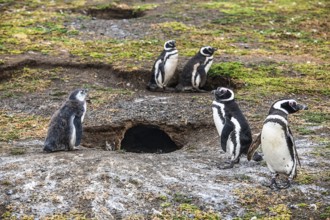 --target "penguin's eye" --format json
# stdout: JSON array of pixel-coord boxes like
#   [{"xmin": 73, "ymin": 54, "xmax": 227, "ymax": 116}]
[{"xmin": 289, "ymin": 101, "xmax": 296, "ymax": 107}]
